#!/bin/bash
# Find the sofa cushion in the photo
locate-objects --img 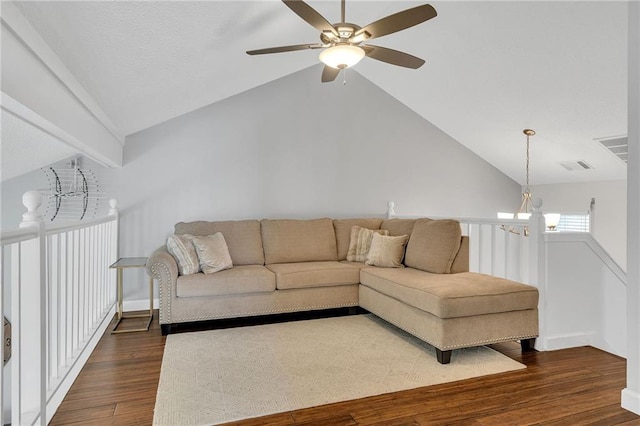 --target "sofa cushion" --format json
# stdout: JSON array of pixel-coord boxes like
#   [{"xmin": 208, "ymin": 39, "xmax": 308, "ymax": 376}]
[
  {"xmin": 405, "ymin": 219, "xmax": 462, "ymax": 274},
  {"xmin": 346, "ymin": 226, "xmax": 389, "ymax": 262},
  {"xmin": 340, "ymin": 260, "xmax": 375, "ymax": 270},
  {"xmin": 333, "ymin": 218, "xmax": 384, "ymax": 260},
  {"xmin": 192, "ymin": 233, "xmax": 233, "ymax": 274},
  {"xmin": 360, "ymin": 268, "xmax": 538, "ymax": 318},
  {"xmin": 365, "ymin": 234, "xmax": 409, "ymax": 268},
  {"xmin": 174, "ymin": 220, "xmax": 264, "ymax": 266},
  {"xmin": 266, "ymin": 261, "xmax": 360, "ymax": 290},
  {"xmin": 166, "ymin": 234, "xmax": 200, "ymax": 275},
  {"xmin": 261, "ymin": 218, "xmax": 338, "ymax": 264},
  {"xmin": 176, "ymin": 265, "xmax": 275, "ymax": 298},
  {"xmin": 381, "ymin": 218, "xmax": 416, "ymax": 237}
]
